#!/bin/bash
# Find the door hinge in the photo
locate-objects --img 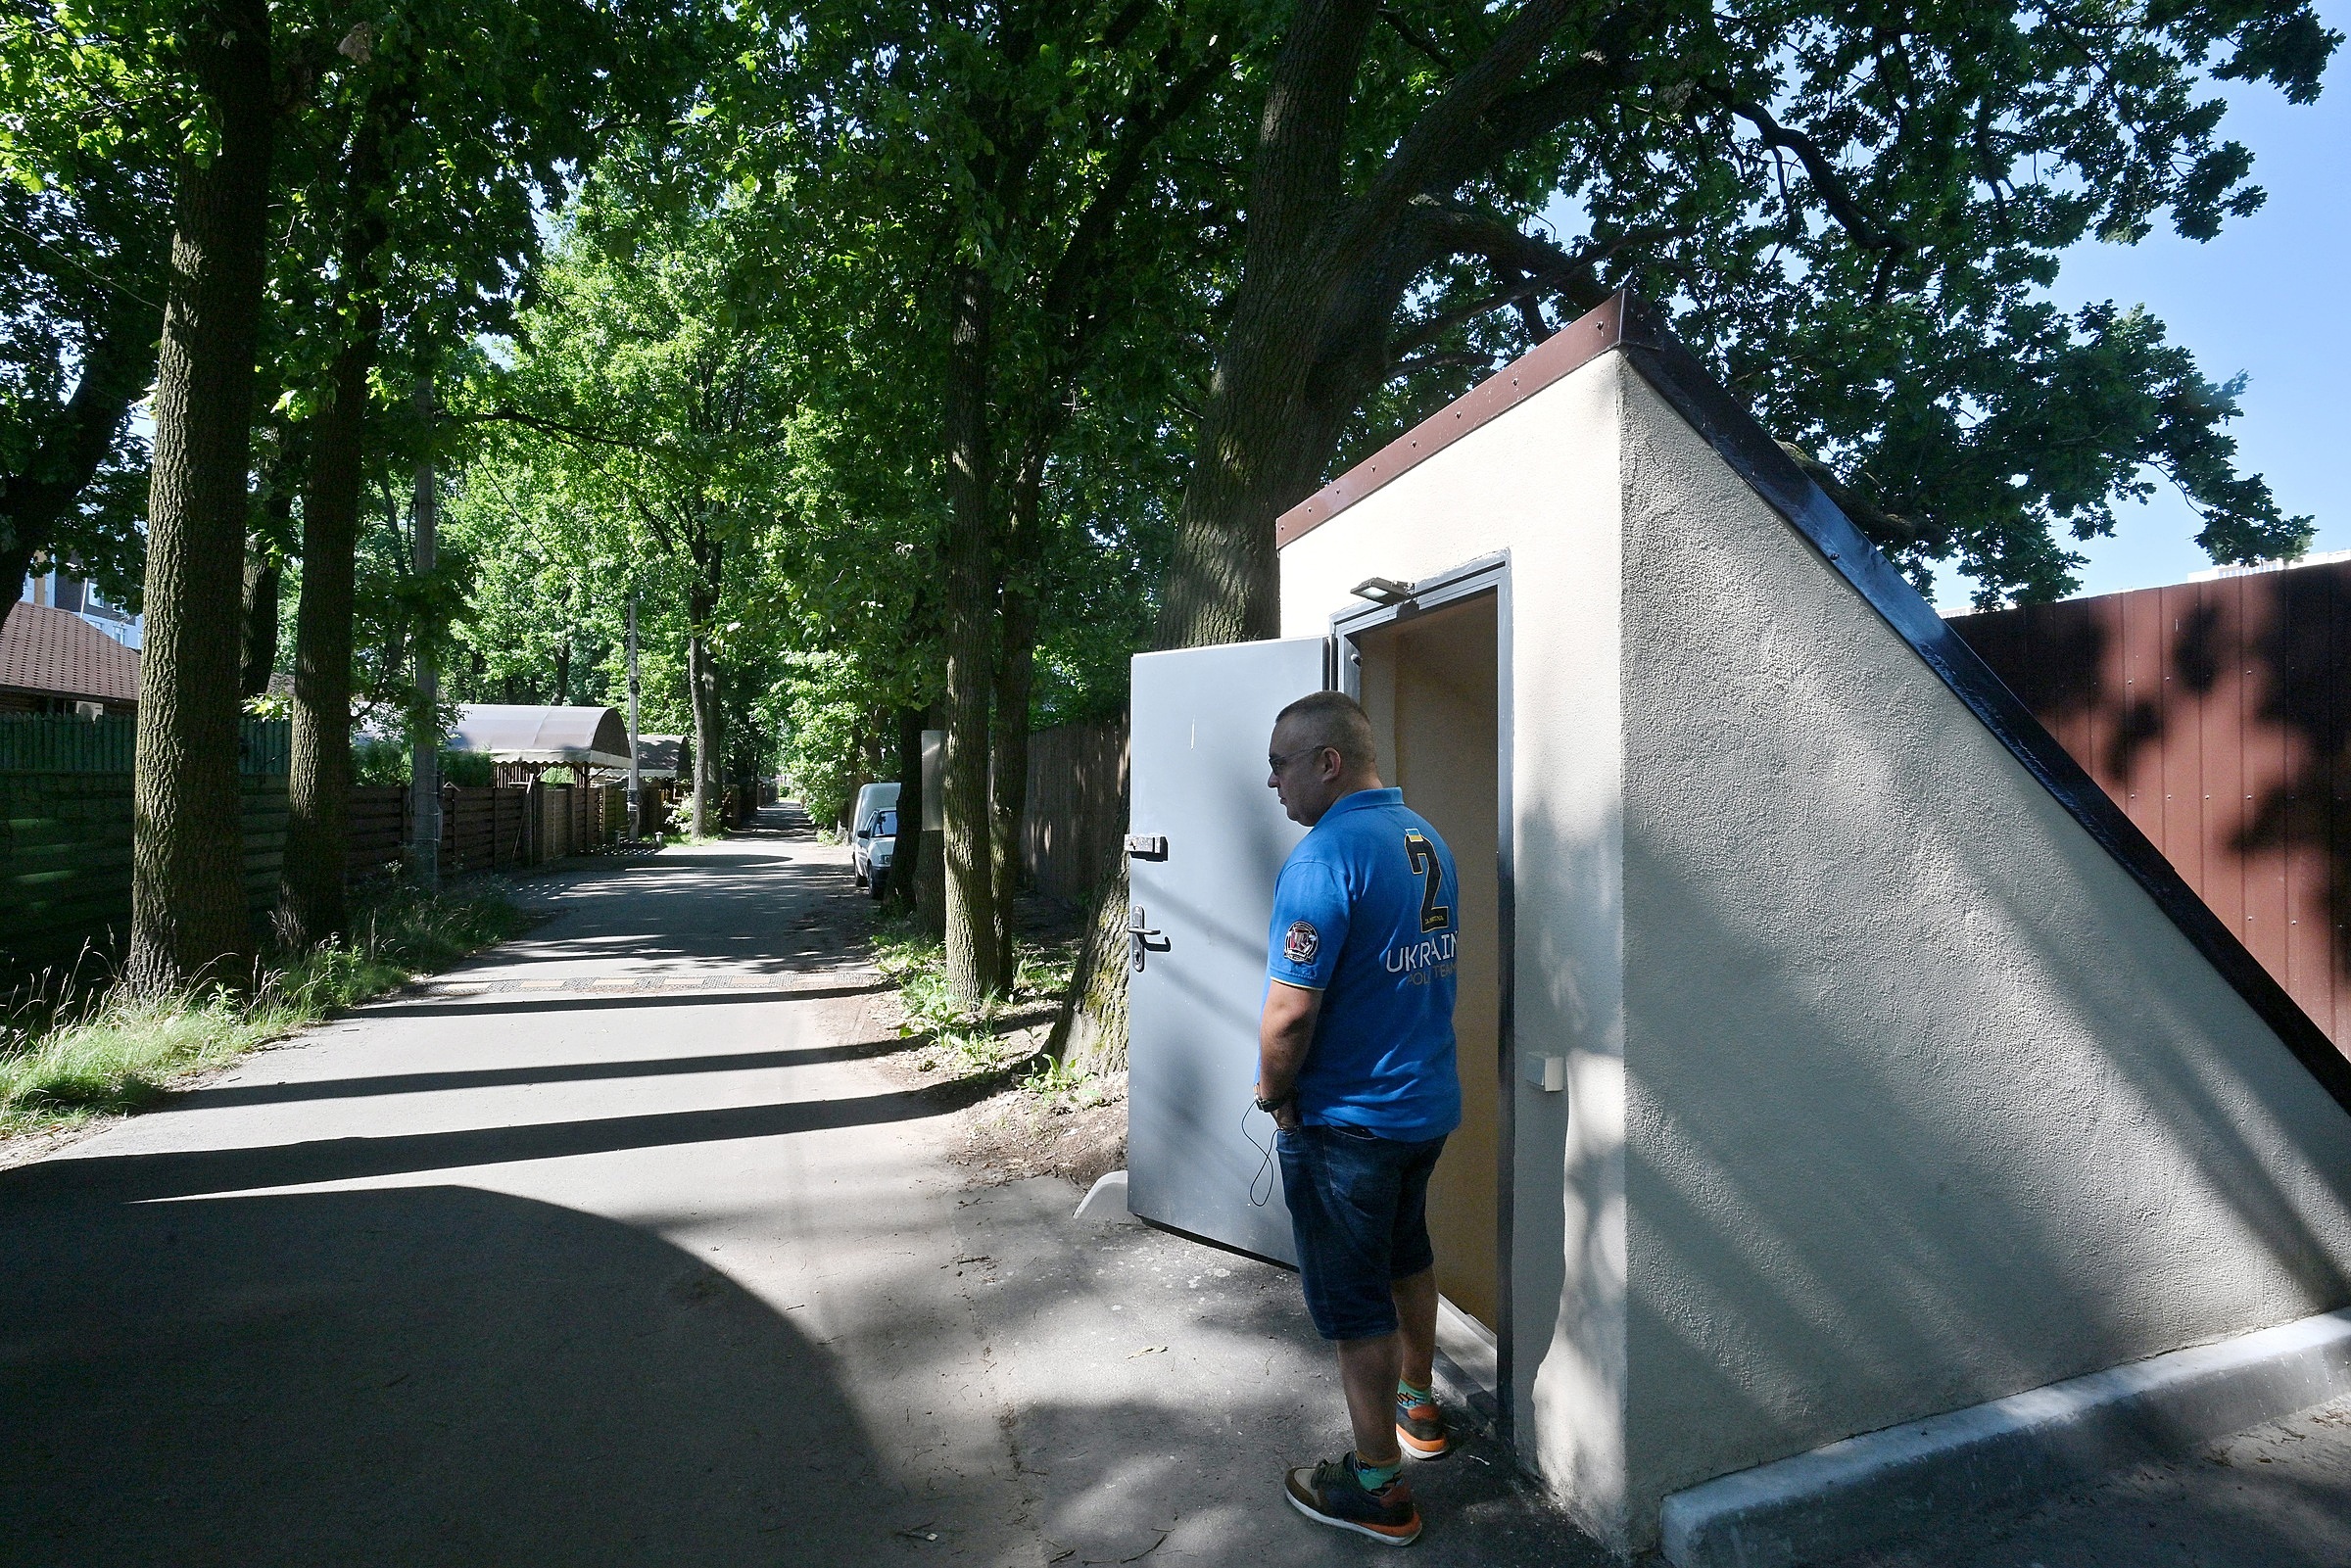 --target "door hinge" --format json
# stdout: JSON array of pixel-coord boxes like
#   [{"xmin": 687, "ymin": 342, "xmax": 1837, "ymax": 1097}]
[
  {"xmin": 1128, "ymin": 904, "xmax": 1170, "ymax": 972},
  {"xmin": 1124, "ymin": 833, "xmax": 1168, "ymax": 860}
]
